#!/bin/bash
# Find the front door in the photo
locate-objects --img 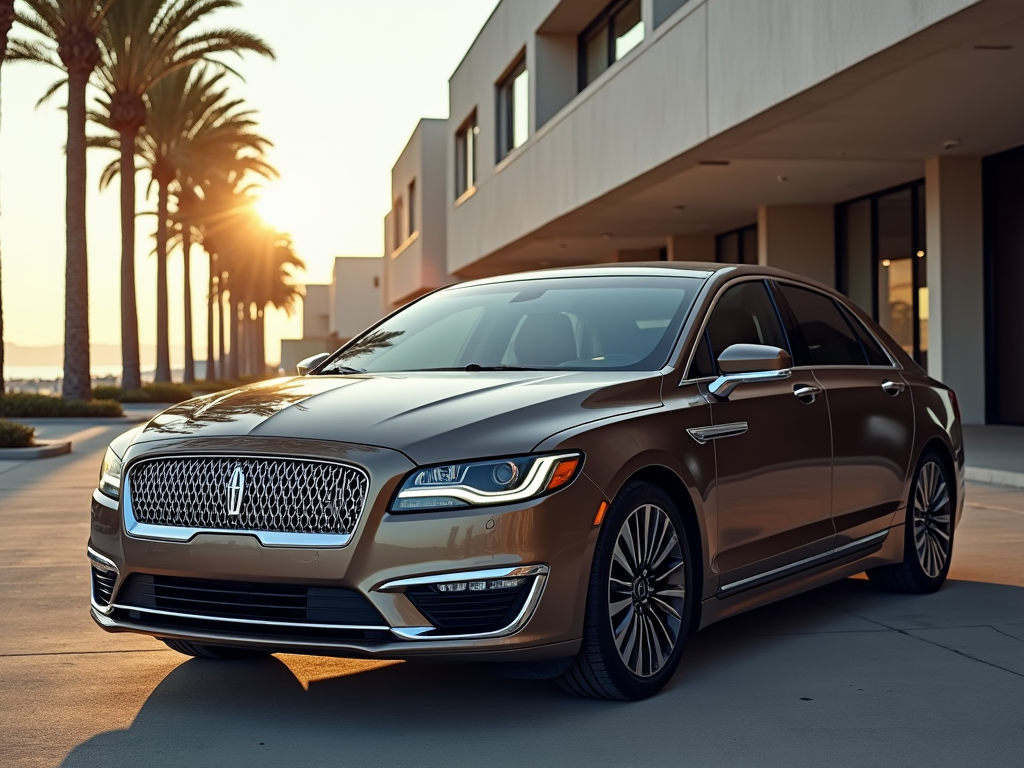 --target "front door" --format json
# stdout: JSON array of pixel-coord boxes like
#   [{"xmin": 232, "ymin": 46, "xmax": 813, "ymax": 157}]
[{"xmin": 700, "ymin": 281, "xmax": 834, "ymax": 594}]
